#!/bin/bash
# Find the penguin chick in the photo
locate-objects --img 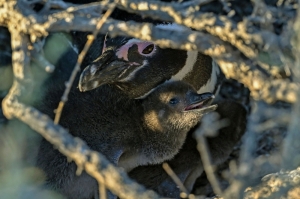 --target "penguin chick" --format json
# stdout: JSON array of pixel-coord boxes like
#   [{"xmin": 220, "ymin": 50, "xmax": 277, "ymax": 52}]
[
  {"xmin": 36, "ymin": 81, "xmax": 216, "ymax": 199},
  {"xmin": 128, "ymin": 100, "xmax": 247, "ymax": 198},
  {"xmin": 119, "ymin": 81, "xmax": 217, "ymax": 170}
]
